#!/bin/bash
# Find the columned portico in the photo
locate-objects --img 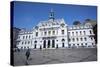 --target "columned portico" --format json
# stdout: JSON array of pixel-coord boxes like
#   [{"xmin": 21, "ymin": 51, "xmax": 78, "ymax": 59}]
[{"xmin": 43, "ymin": 39, "xmax": 55, "ymax": 49}]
